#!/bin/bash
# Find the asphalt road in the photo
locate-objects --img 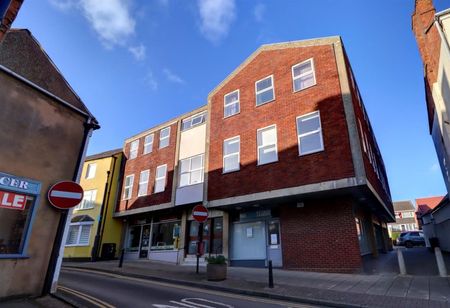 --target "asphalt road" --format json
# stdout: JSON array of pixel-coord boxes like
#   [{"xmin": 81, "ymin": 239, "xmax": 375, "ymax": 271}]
[{"xmin": 58, "ymin": 268, "xmax": 321, "ymax": 308}]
